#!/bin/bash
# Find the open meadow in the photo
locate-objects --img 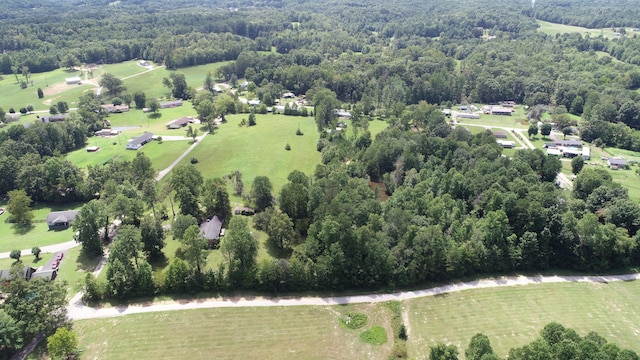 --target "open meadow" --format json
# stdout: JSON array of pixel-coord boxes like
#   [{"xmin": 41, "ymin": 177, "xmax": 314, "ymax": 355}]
[
  {"xmin": 405, "ymin": 280, "xmax": 640, "ymax": 358},
  {"xmin": 536, "ymin": 20, "xmax": 622, "ymax": 38},
  {"xmin": 180, "ymin": 113, "xmax": 322, "ymax": 193},
  {"xmin": 75, "ymin": 303, "xmax": 394, "ymax": 360}
]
